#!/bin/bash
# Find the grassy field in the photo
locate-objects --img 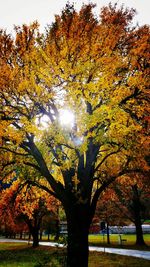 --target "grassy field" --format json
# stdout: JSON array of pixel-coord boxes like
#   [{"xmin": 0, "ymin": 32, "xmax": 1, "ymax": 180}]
[
  {"xmin": 31, "ymin": 233, "xmax": 150, "ymax": 248},
  {"xmin": 0, "ymin": 242, "xmax": 150, "ymax": 267},
  {"xmin": 88, "ymin": 234, "xmax": 150, "ymax": 248}
]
